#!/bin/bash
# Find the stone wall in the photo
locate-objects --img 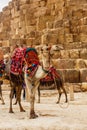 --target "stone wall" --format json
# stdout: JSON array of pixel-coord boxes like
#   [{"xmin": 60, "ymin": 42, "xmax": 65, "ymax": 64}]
[{"xmin": 0, "ymin": 0, "xmax": 87, "ymax": 90}]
